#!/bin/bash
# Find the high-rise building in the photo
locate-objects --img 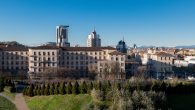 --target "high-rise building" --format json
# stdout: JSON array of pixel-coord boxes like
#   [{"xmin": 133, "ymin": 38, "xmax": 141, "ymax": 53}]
[
  {"xmin": 56, "ymin": 25, "xmax": 70, "ymax": 47},
  {"xmin": 87, "ymin": 29, "xmax": 101, "ymax": 47}
]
